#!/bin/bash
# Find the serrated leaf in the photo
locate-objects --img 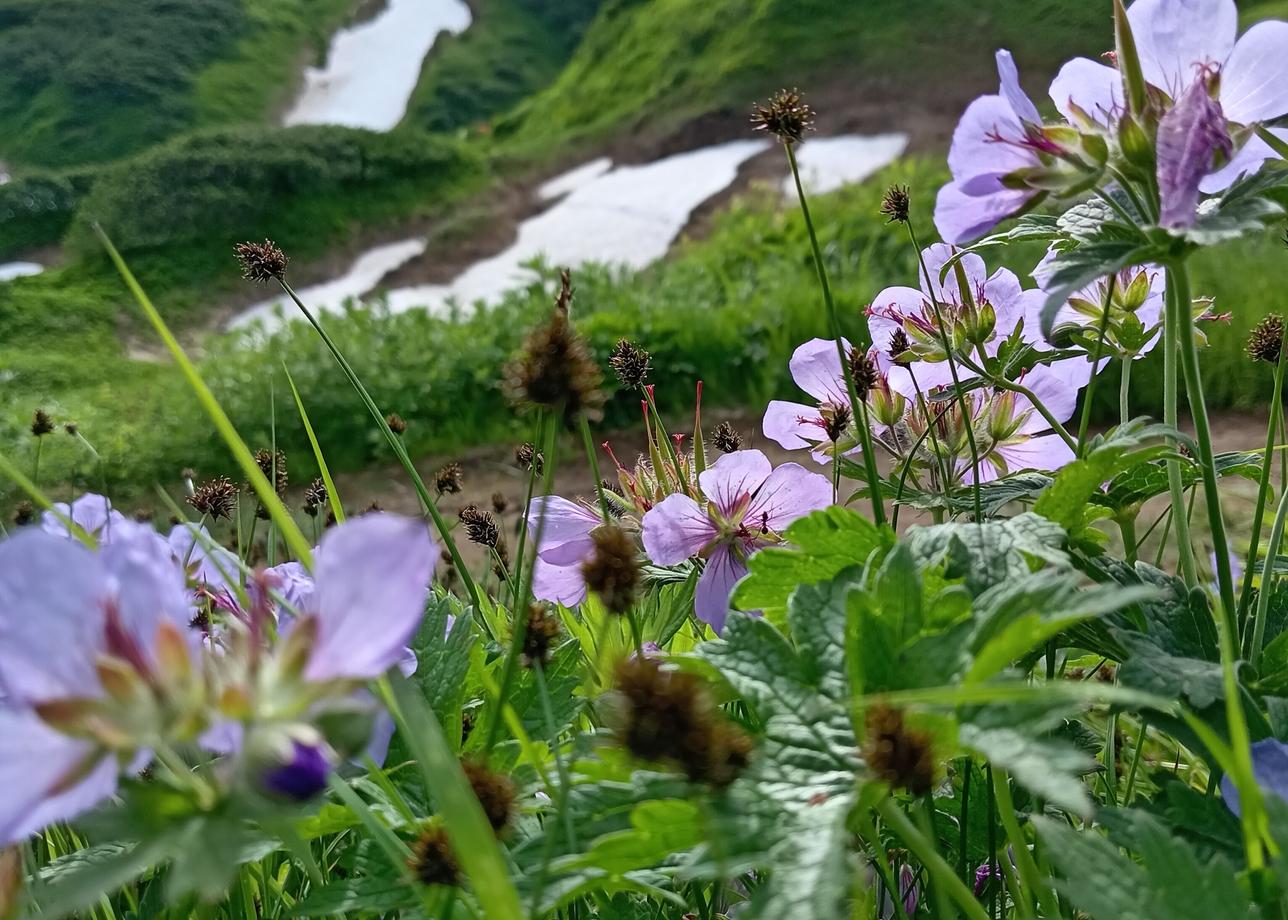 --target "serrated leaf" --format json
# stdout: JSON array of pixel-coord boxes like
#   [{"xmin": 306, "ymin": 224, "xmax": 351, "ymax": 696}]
[
  {"xmin": 905, "ymin": 513, "xmax": 1070, "ymax": 596},
  {"xmin": 1034, "ymin": 817, "xmax": 1155, "ymax": 919},
  {"xmin": 960, "ymin": 723, "xmax": 1095, "ymax": 815}
]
